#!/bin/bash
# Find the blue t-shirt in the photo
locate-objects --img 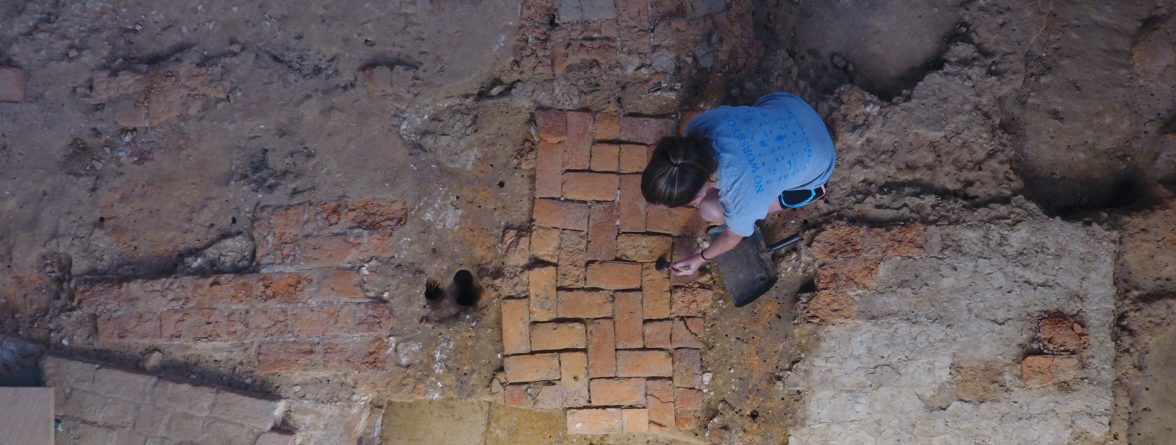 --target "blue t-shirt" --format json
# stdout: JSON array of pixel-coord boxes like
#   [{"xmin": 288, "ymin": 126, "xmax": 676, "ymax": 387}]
[{"xmin": 687, "ymin": 93, "xmax": 836, "ymax": 237}]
